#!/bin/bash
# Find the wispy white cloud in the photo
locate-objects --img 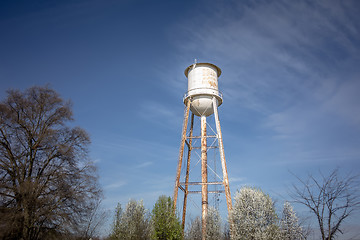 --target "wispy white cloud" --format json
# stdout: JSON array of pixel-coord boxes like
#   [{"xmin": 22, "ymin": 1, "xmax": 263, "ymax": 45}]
[
  {"xmin": 91, "ymin": 158, "xmax": 102, "ymax": 164},
  {"xmin": 169, "ymin": 0, "xmax": 360, "ymax": 175},
  {"xmin": 104, "ymin": 180, "xmax": 127, "ymax": 190},
  {"xmin": 323, "ymin": 78, "xmax": 360, "ymax": 126},
  {"xmin": 134, "ymin": 161, "xmax": 153, "ymax": 169},
  {"xmin": 229, "ymin": 177, "xmax": 246, "ymax": 183},
  {"xmin": 173, "ymin": 0, "xmax": 360, "ymax": 119},
  {"xmin": 263, "ymin": 74, "xmax": 360, "ymax": 140},
  {"xmin": 137, "ymin": 100, "xmax": 184, "ymax": 129},
  {"xmin": 93, "ymin": 134, "xmax": 178, "ymax": 160}
]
